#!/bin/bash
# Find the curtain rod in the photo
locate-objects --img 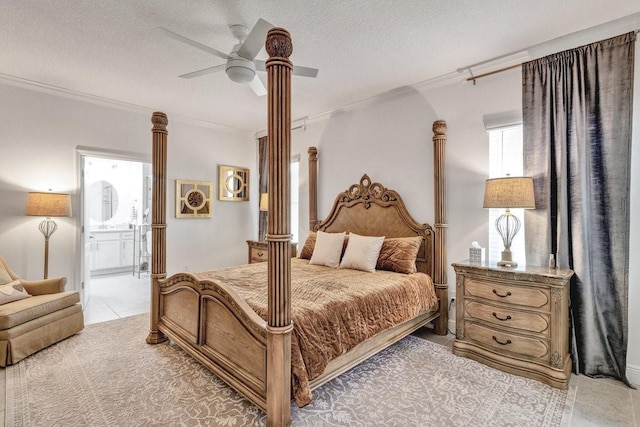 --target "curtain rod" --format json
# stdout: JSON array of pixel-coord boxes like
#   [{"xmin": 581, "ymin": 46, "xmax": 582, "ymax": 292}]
[
  {"xmin": 466, "ymin": 63, "xmax": 523, "ymax": 84},
  {"xmin": 465, "ymin": 28, "xmax": 639, "ymax": 84}
]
